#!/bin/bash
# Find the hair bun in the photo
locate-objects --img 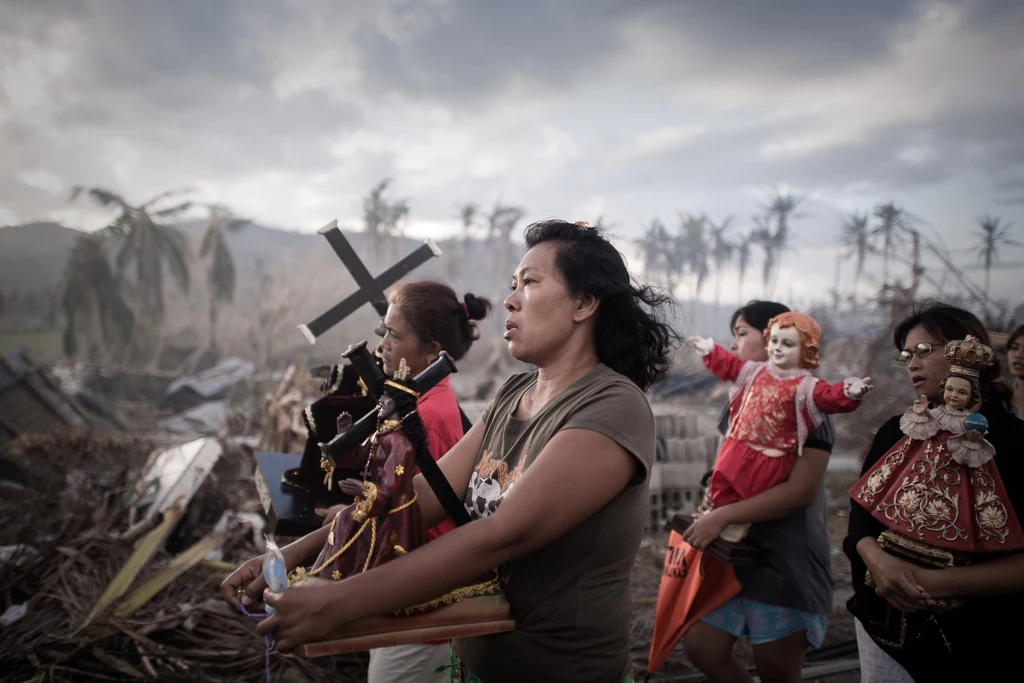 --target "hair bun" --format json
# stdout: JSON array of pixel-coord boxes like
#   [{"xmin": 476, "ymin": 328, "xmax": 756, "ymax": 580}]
[{"xmin": 462, "ymin": 293, "xmax": 494, "ymax": 322}]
